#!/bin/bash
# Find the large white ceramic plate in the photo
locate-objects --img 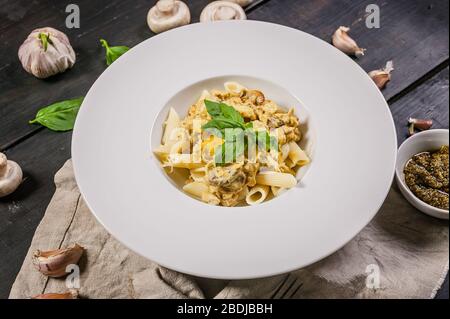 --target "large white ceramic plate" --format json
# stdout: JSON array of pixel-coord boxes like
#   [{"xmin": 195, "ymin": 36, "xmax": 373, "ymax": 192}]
[{"xmin": 72, "ymin": 21, "xmax": 397, "ymax": 279}]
